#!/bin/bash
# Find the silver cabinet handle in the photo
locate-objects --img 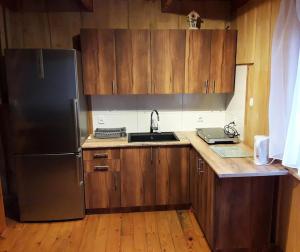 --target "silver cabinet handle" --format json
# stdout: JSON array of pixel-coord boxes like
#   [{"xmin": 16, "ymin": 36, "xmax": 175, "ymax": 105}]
[
  {"xmin": 197, "ymin": 158, "xmax": 205, "ymax": 174},
  {"xmin": 204, "ymin": 80, "xmax": 209, "ymax": 94},
  {"xmin": 94, "ymin": 165, "xmax": 109, "ymax": 172},
  {"xmin": 213, "ymin": 80, "xmax": 216, "ymax": 93},
  {"xmin": 113, "ymin": 173, "xmax": 117, "ymax": 191},
  {"xmin": 112, "ymin": 80, "xmax": 117, "ymax": 94},
  {"xmin": 93, "ymin": 153, "xmax": 108, "ymax": 159}
]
